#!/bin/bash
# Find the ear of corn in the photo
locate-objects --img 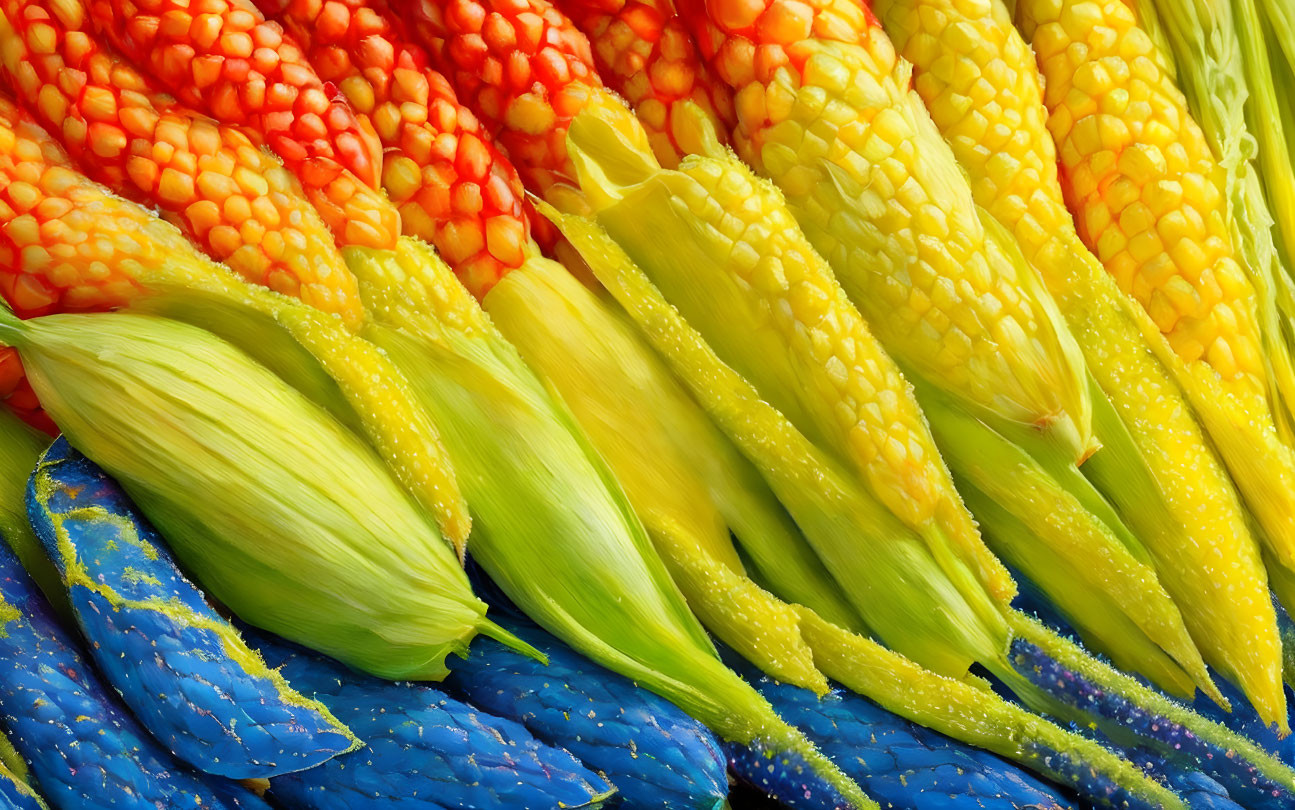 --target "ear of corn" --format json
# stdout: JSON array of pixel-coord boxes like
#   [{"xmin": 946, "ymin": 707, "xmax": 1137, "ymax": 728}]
[
  {"xmin": 401, "ymin": 0, "xmax": 601, "ymax": 200},
  {"xmin": 0, "ymin": 540, "xmax": 265, "ymax": 809},
  {"xmin": 674, "ymin": 0, "xmax": 1095, "ymax": 465},
  {"xmin": 444, "ymin": 619, "xmax": 732, "ymax": 810},
  {"xmin": 553, "ymin": 0, "xmax": 736, "ymax": 167},
  {"xmin": 541, "ymin": 200, "xmax": 1187, "ymax": 810},
  {"xmin": 28, "ymin": 437, "xmax": 362, "ymax": 779},
  {"xmin": 86, "ymin": 0, "xmax": 399, "ymax": 250},
  {"xmin": 873, "ymin": 0, "xmax": 1282, "ymax": 722},
  {"xmin": 250, "ymin": 631, "xmax": 618, "ymax": 809},
  {"xmin": 483, "ymin": 257, "xmax": 829, "ymax": 692},
  {"xmin": 1129, "ymin": 0, "xmax": 1295, "ymax": 628},
  {"xmin": 916, "ymin": 386, "xmax": 1214, "ymax": 700},
  {"xmin": 259, "ymin": 0, "xmax": 540, "ymax": 297},
  {"xmin": 1011, "ymin": 0, "xmax": 1288, "ymax": 722},
  {"xmin": 569, "ymin": 93, "xmax": 1014, "ymax": 605},
  {"xmin": 564, "ymin": 99, "xmax": 1017, "ymax": 669},
  {"xmin": 0, "ymin": 308, "xmax": 518, "ymax": 679},
  {"xmin": 341, "ymin": 236, "xmax": 871, "ymax": 808},
  {"xmin": 0, "ymin": 0, "xmax": 365, "ymax": 327}
]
